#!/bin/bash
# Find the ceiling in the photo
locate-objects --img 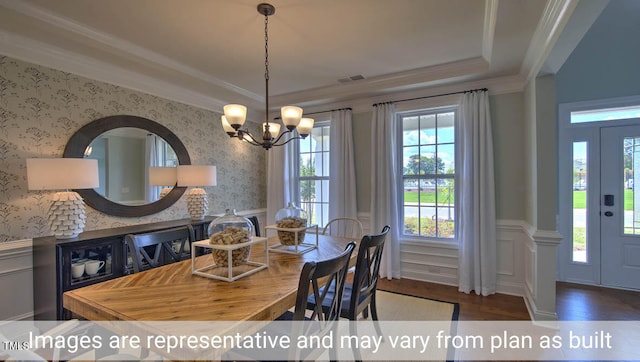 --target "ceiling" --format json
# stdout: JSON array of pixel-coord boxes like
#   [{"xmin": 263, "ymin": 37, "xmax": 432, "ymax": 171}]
[{"xmin": 0, "ymin": 0, "xmax": 592, "ymax": 120}]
